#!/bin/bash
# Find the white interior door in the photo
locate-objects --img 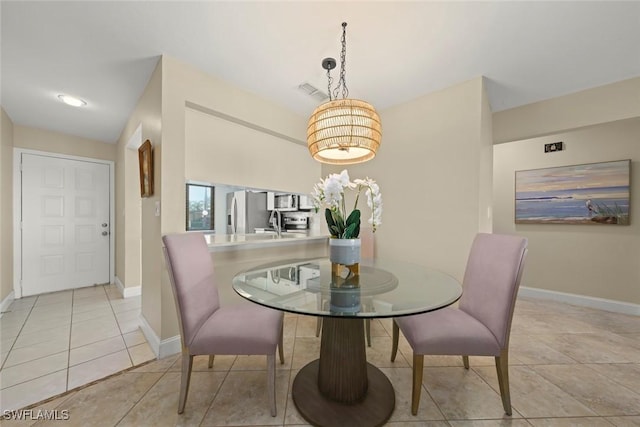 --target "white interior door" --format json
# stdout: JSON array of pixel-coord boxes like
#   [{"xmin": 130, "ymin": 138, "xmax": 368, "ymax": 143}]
[{"xmin": 21, "ymin": 153, "xmax": 111, "ymax": 296}]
